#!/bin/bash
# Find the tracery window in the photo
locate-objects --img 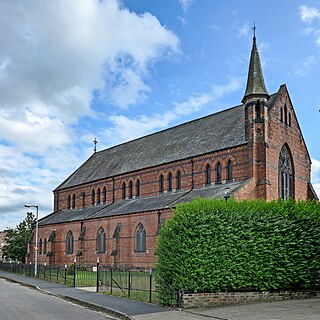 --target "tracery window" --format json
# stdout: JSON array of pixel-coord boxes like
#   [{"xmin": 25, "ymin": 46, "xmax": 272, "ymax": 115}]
[
  {"xmin": 135, "ymin": 223, "xmax": 146, "ymax": 252},
  {"xmin": 97, "ymin": 228, "xmax": 106, "ymax": 253},
  {"xmin": 66, "ymin": 231, "xmax": 74, "ymax": 254},
  {"xmin": 278, "ymin": 144, "xmax": 294, "ymax": 200}
]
